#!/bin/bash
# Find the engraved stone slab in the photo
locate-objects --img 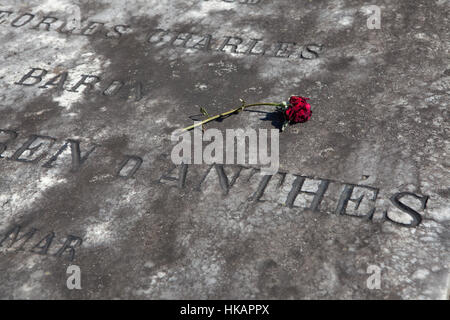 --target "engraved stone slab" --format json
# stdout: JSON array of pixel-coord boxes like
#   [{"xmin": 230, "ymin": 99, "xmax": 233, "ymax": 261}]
[{"xmin": 0, "ymin": 0, "xmax": 449, "ymax": 299}]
